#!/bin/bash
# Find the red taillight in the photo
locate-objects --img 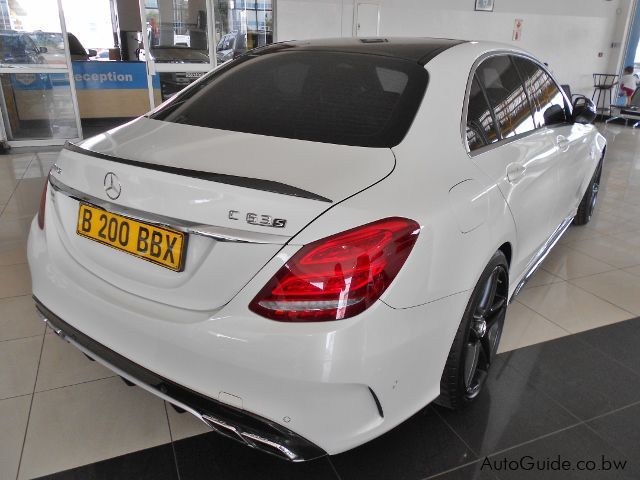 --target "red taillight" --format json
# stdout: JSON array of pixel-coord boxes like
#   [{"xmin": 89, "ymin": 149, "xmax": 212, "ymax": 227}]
[
  {"xmin": 249, "ymin": 217, "xmax": 421, "ymax": 322},
  {"xmin": 37, "ymin": 176, "xmax": 49, "ymax": 230}
]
